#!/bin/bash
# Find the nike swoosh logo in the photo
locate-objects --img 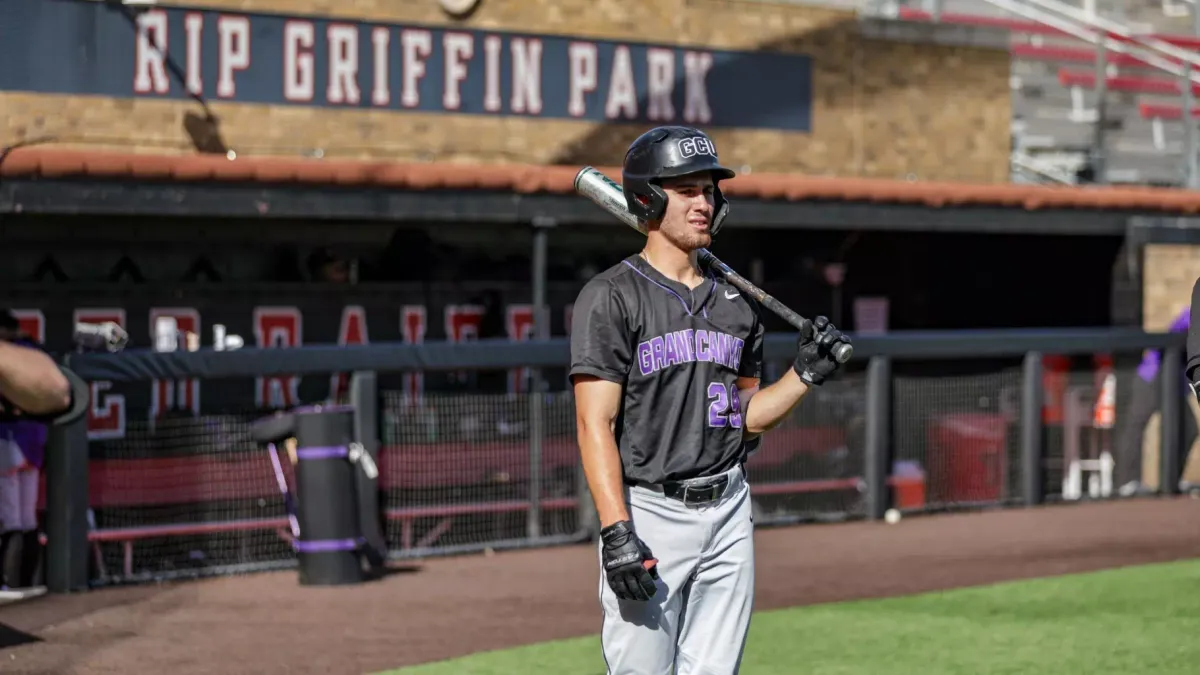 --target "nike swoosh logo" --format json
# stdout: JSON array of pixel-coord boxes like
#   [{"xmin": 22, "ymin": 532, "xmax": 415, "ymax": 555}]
[{"xmin": 725, "ymin": 291, "xmax": 739, "ymax": 300}]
